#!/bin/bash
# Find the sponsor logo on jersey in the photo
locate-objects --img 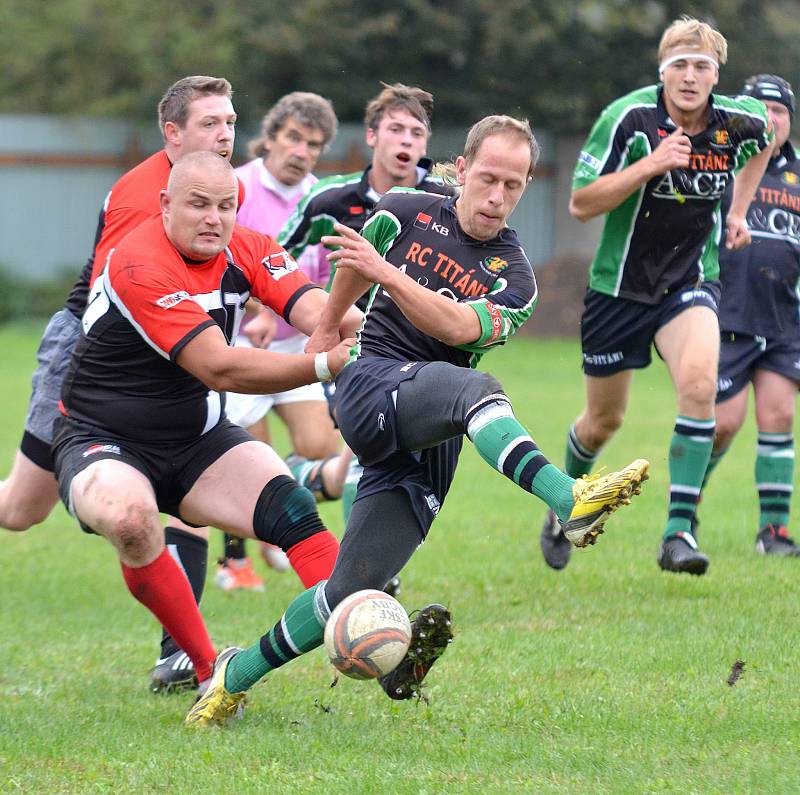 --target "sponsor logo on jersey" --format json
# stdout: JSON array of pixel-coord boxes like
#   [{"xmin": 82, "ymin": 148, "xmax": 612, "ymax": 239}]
[
  {"xmin": 481, "ymin": 256, "xmax": 509, "ymax": 275},
  {"xmin": 431, "ymin": 221, "xmax": 449, "ymax": 236},
  {"xmin": 713, "ymin": 130, "xmax": 730, "ymax": 146},
  {"xmin": 578, "ymin": 150, "xmax": 601, "ymax": 170},
  {"xmin": 414, "ymin": 212, "xmax": 432, "ymax": 230},
  {"xmin": 680, "ymin": 289, "xmax": 716, "ymax": 308},
  {"xmin": 261, "ymin": 251, "xmax": 298, "ymax": 280},
  {"xmin": 583, "ymin": 351, "xmax": 624, "ymax": 366},
  {"xmin": 399, "ymin": 361, "xmax": 418, "ymax": 372},
  {"xmin": 425, "ymin": 493, "xmax": 441, "ymax": 516},
  {"xmin": 657, "ymin": 128, "xmax": 668, "ymax": 138},
  {"xmin": 349, "ymin": 205, "xmax": 364, "ymax": 215},
  {"xmin": 717, "ymin": 376, "xmax": 733, "ymax": 392},
  {"xmin": 783, "ymin": 171, "xmax": 799, "ymax": 185},
  {"xmin": 82, "ymin": 443, "xmax": 122, "ymax": 458},
  {"xmin": 156, "ymin": 290, "xmax": 190, "ymax": 309},
  {"xmin": 485, "ymin": 302, "xmax": 503, "ymax": 343}
]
